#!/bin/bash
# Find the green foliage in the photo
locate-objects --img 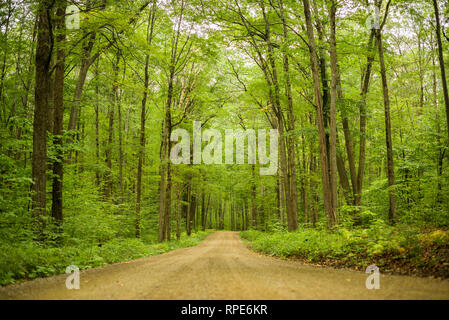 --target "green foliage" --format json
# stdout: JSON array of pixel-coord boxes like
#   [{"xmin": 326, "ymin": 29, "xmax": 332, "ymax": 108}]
[
  {"xmin": 240, "ymin": 226, "xmax": 449, "ymax": 275},
  {"xmin": 0, "ymin": 231, "xmax": 210, "ymax": 286}
]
